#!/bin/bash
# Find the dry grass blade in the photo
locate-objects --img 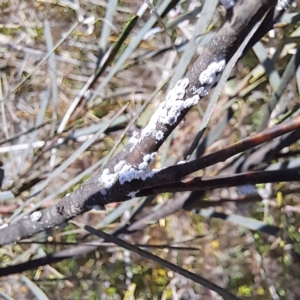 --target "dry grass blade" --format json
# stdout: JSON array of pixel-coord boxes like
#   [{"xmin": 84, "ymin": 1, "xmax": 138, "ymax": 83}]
[
  {"xmin": 2, "ymin": 22, "xmax": 79, "ymax": 101},
  {"xmin": 259, "ymin": 45, "xmax": 300, "ymax": 130}
]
